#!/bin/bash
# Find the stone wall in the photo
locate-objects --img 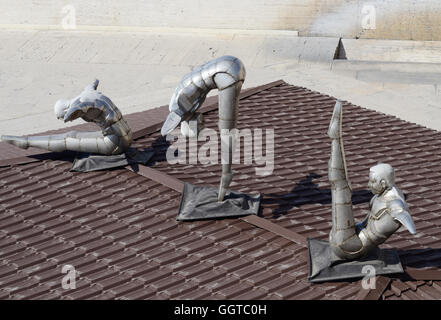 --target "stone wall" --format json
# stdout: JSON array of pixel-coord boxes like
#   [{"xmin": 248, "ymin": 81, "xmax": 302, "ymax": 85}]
[{"xmin": 1, "ymin": 0, "xmax": 441, "ymax": 40}]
